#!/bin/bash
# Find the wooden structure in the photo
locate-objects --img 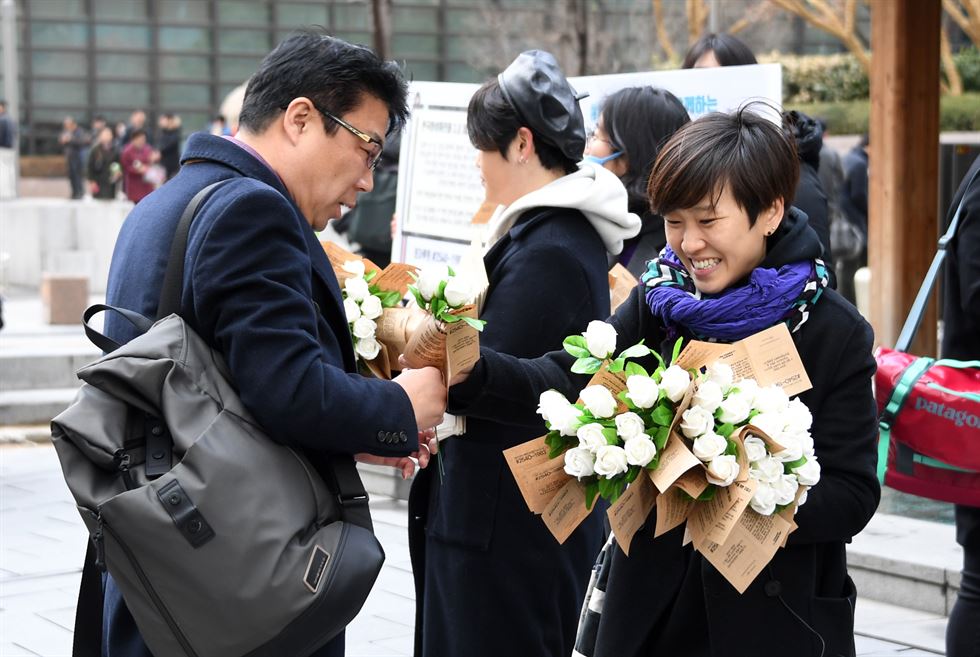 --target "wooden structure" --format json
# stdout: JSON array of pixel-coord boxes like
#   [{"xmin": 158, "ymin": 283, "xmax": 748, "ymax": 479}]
[{"xmin": 868, "ymin": 0, "xmax": 942, "ymax": 355}]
